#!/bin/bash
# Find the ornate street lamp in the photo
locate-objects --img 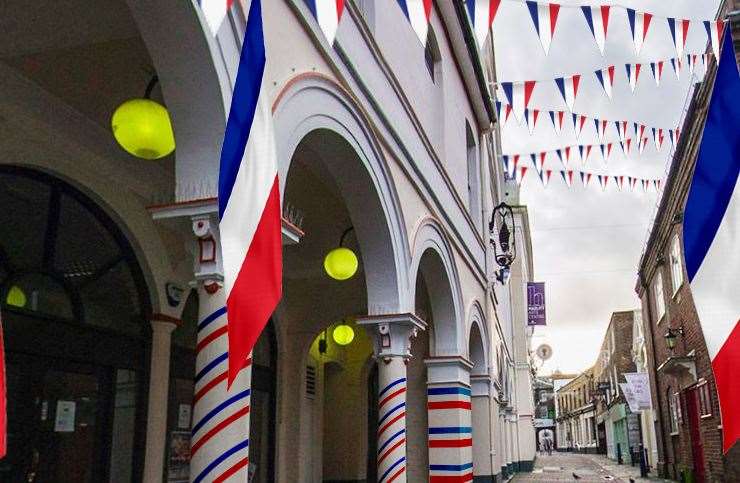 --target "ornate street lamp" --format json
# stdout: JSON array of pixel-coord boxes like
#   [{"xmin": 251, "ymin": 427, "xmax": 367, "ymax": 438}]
[
  {"xmin": 489, "ymin": 202, "xmax": 516, "ymax": 284},
  {"xmin": 664, "ymin": 326, "xmax": 685, "ymax": 351},
  {"xmin": 324, "ymin": 227, "xmax": 358, "ymax": 281}
]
